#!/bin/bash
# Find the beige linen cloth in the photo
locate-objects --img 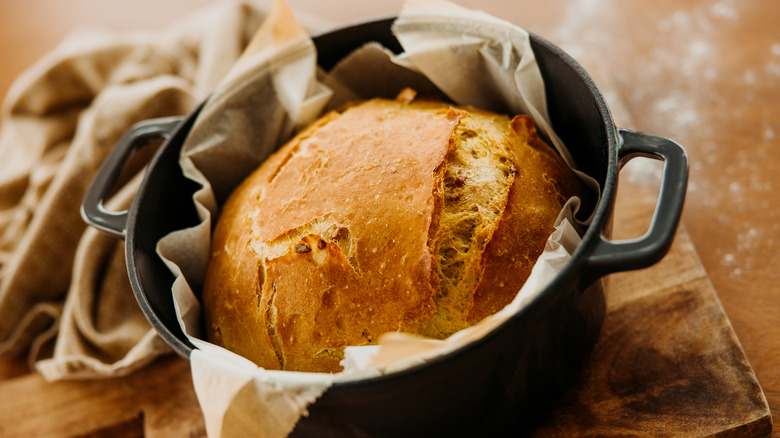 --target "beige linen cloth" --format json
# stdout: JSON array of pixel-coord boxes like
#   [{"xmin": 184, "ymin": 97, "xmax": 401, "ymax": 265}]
[{"xmin": 0, "ymin": 0, "xmax": 328, "ymax": 379}]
